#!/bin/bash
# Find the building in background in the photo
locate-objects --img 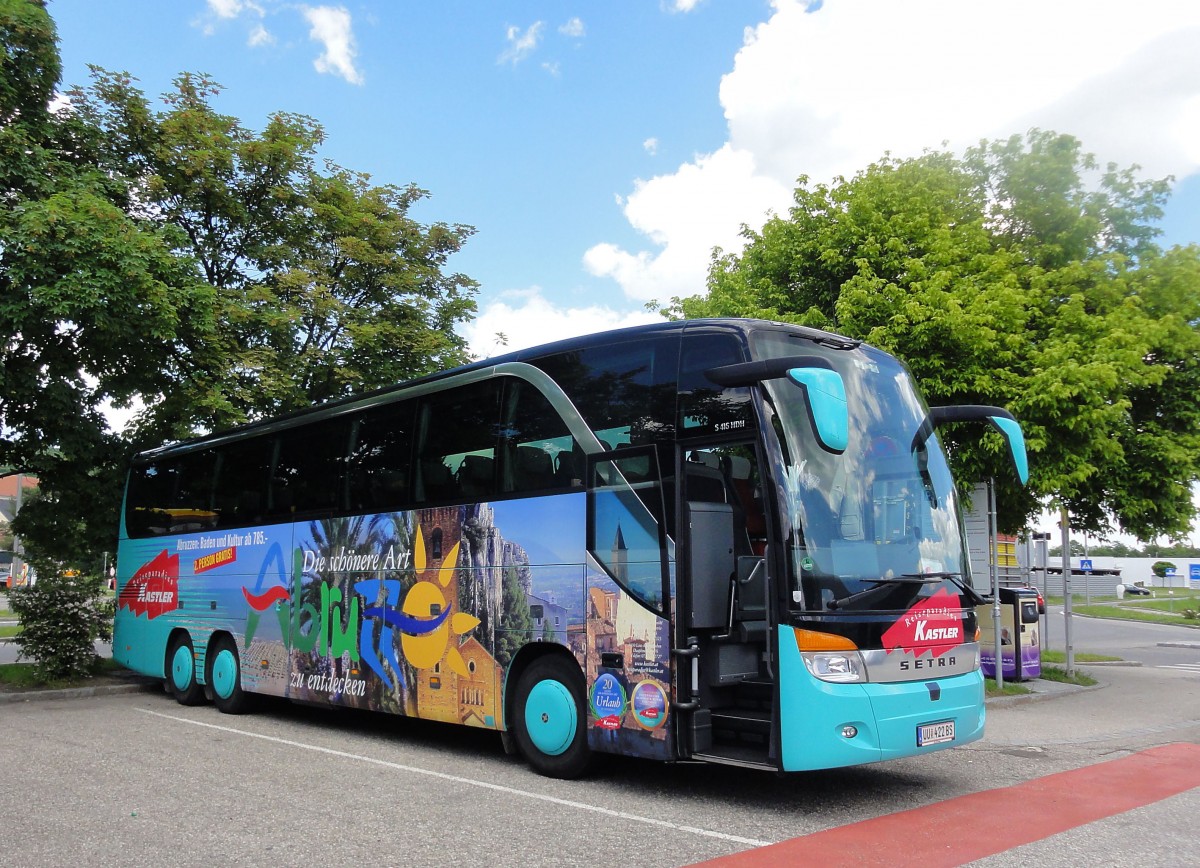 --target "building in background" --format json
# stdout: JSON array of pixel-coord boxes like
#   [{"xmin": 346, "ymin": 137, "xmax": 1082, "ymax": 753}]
[{"xmin": 0, "ymin": 474, "xmax": 38, "ymax": 586}]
